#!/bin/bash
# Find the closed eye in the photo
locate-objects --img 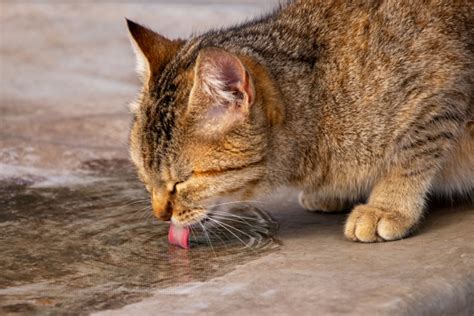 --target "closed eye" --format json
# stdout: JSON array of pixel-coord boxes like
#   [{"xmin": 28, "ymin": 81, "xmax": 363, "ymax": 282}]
[
  {"xmin": 170, "ymin": 181, "xmax": 181, "ymax": 195},
  {"xmin": 192, "ymin": 159, "xmax": 264, "ymax": 177},
  {"xmin": 170, "ymin": 173, "xmax": 193, "ymax": 193}
]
